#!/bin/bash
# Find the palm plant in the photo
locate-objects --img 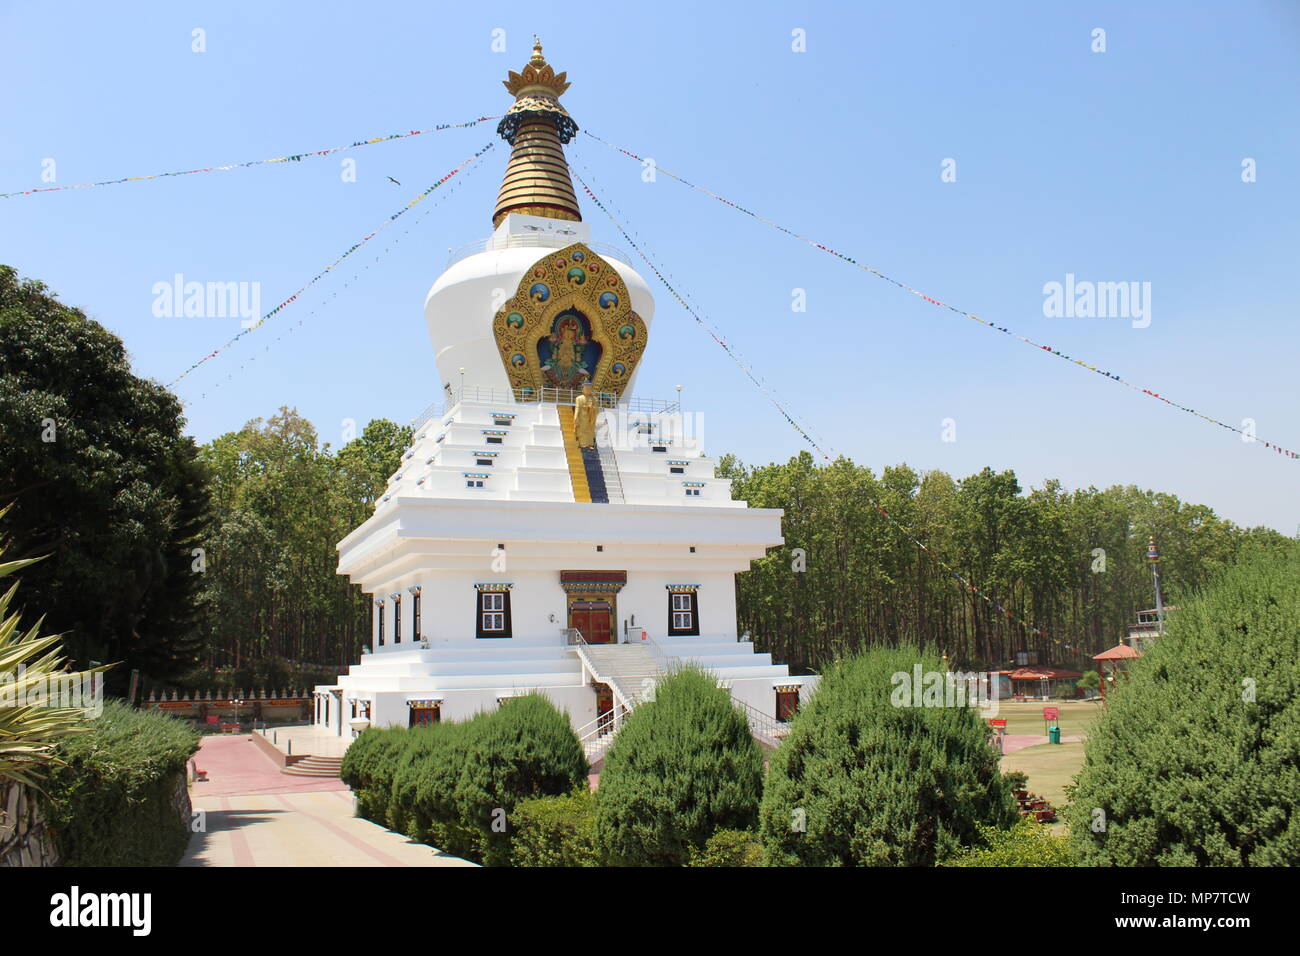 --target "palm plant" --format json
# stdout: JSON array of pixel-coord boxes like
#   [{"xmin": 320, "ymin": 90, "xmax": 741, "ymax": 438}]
[{"xmin": 0, "ymin": 514, "xmax": 108, "ymax": 786}]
